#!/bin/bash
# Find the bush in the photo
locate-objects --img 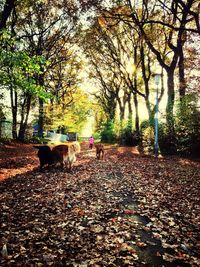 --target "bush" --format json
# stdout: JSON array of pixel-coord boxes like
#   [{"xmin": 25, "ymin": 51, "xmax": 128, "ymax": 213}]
[
  {"xmin": 175, "ymin": 95, "xmax": 200, "ymax": 157},
  {"xmin": 92, "ymin": 132, "xmax": 101, "ymax": 142},
  {"xmin": 140, "ymin": 120, "xmax": 154, "ymax": 153},
  {"xmin": 29, "ymin": 135, "xmax": 49, "ymax": 144},
  {"xmin": 100, "ymin": 120, "xmax": 116, "ymax": 143},
  {"xmin": 141, "ymin": 126, "xmax": 155, "ymax": 153},
  {"xmin": 0, "ymin": 137, "xmax": 12, "ymax": 145},
  {"xmin": 120, "ymin": 129, "xmax": 140, "ymax": 146},
  {"xmin": 140, "ymin": 120, "xmax": 151, "ymax": 131},
  {"xmin": 140, "ymin": 120, "xmax": 177, "ymax": 155},
  {"xmin": 175, "ymin": 94, "xmax": 200, "ymax": 157},
  {"xmin": 117, "ymin": 119, "xmax": 139, "ymax": 146},
  {"xmin": 159, "ymin": 128, "xmax": 177, "ymax": 155}
]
